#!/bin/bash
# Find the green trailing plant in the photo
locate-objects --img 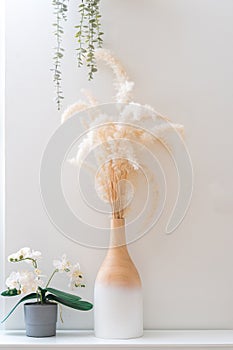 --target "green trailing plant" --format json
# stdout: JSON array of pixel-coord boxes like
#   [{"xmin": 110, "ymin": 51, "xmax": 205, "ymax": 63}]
[
  {"xmin": 52, "ymin": 0, "xmax": 69, "ymax": 110},
  {"xmin": 52, "ymin": 0, "xmax": 104, "ymax": 110},
  {"xmin": 75, "ymin": 0, "xmax": 104, "ymax": 80}
]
